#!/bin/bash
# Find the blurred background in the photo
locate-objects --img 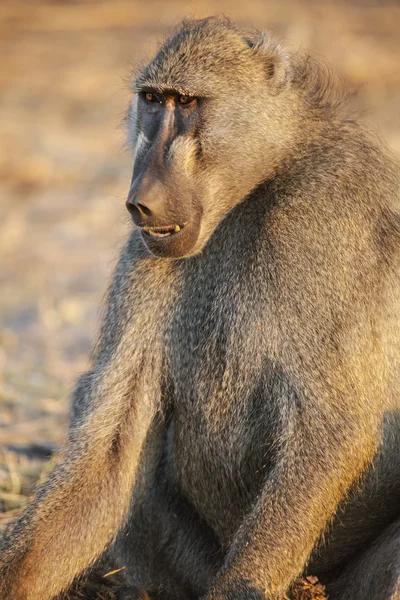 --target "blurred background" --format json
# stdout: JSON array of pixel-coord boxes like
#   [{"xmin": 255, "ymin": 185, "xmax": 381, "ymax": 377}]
[{"xmin": 0, "ymin": 0, "xmax": 399, "ymax": 527}]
